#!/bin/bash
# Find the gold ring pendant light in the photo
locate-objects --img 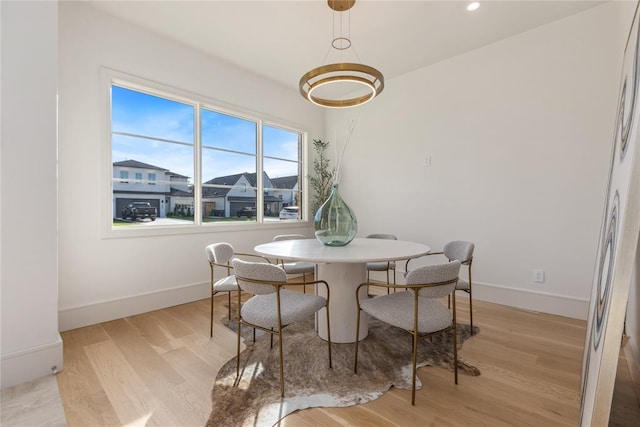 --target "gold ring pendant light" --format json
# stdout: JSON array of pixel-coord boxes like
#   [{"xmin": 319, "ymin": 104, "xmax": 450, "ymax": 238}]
[{"xmin": 299, "ymin": 0, "xmax": 384, "ymax": 108}]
